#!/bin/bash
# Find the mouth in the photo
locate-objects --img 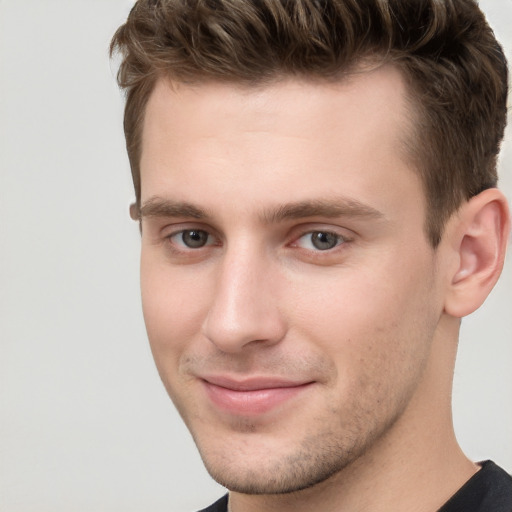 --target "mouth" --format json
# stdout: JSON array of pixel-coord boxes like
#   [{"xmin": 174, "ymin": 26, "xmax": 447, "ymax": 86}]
[{"xmin": 200, "ymin": 376, "xmax": 315, "ymax": 416}]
